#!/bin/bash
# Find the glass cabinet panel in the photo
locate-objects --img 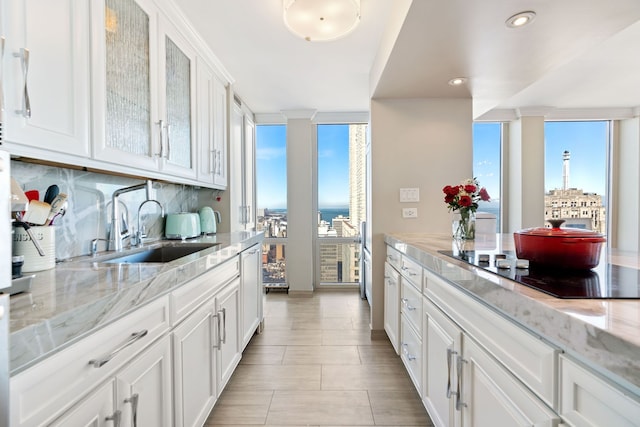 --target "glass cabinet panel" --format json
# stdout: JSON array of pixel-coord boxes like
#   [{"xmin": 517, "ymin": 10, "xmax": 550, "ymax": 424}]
[
  {"xmin": 165, "ymin": 36, "xmax": 192, "ymax": 169},
  {"xmin": 105, "ymin": 0, "xmax": 152, "ymax": 157}
]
